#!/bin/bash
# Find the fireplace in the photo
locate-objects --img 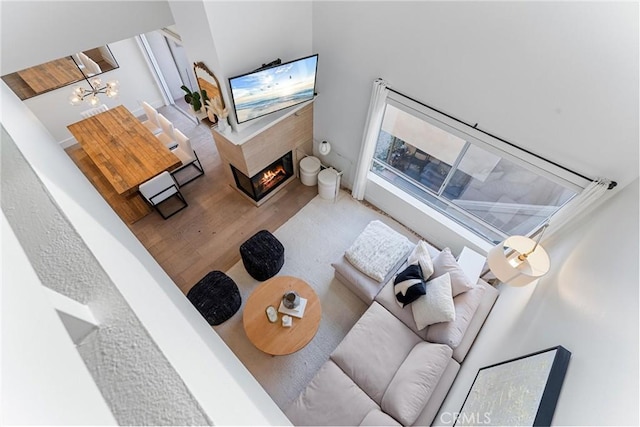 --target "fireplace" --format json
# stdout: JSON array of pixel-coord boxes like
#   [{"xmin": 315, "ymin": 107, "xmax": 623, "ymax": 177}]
[{"xmin": 231, "ymin": 151, "xmax": 294, "ymax": 202}]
